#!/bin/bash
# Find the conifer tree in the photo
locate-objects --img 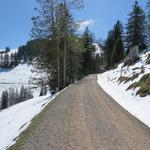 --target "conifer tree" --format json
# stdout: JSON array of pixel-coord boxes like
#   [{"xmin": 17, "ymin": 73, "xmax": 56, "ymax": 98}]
[
  {"xmin": 104, "ymin": 30, "xmax": 114, "ymax": 69},
  {"xmin": 31, "ymin": 0, "xmax": 83, "ymax": 90},
  {"xmin": 82, "ymin": 27, "xmax": 96, "ymax": 75},
  {"xmin": 126, "ymin": 1, "xmax": 147, "ymax": 51},
  {"xmin": 15, "ymin": 88, "xmax": 20, "ymax": 104},
  {"xmin": 146, "ymin": 0, "xmax": 150, "ymax": 50},
  {"xmin": 111, "ymin": 21, "xmax": 124, "ymax": 65},
  {"xmin": 1, "ymin": 90, "xmax": 9, "ymax": 110},
  {"xmin": 104, "ymin": 20, "xmax": 124, "ymax": 69},
  {"xmin": 0, "ymin": 54, "xmax": 3, "ymax": 68},
  {"xmin": 8, "ymin": 88, "xmax": 16, "ymax": 106},
  {"xmin": 20, "ymin": 86, "xmax": 25, "ymax": 102},
  {"xmin": 5, "ymin": 47, "xmax": 10, "ymax": 53},
  {"xmin": 4, "ymin": 53, "xmax": 9, "ymax": 68}
]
